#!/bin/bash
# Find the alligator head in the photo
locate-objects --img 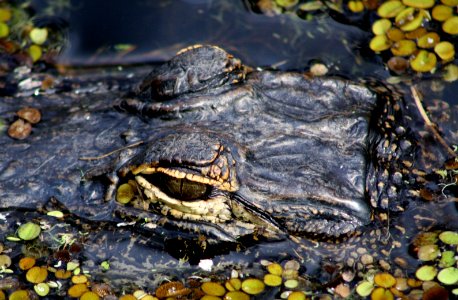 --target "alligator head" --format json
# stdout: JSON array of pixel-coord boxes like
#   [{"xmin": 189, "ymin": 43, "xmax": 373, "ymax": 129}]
[{"xmin": 105, "ymin": 45, "xmax": 412, "ymax": 241}]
